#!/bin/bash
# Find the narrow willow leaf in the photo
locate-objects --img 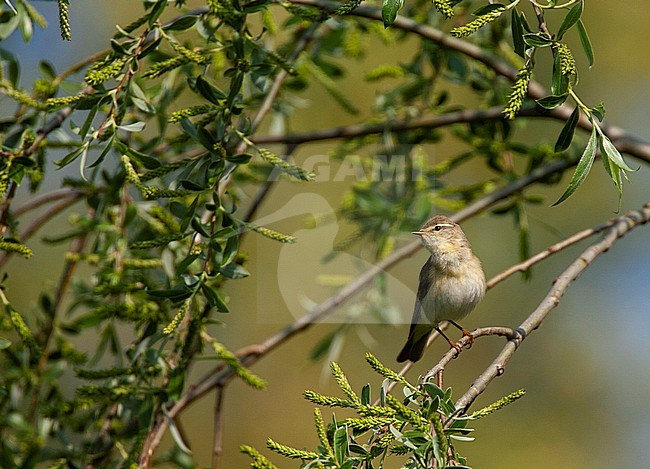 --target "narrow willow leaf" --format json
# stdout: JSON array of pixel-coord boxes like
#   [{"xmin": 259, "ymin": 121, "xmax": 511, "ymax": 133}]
[
  {"xmin": 163, "ymin": 14, "xmax": 199, "ymax": 32},
  {"xmin": 600, "ymin": 142, "xmax": 623, "ymax": 212},
  {"xmin": 473, "ymin": 3, "xmax": 505, "ymax": 15},
  {"xmin": 591, "ymin": 102, "xmax": 605, "ymax": 122},
  {"xmin": 381, "ymin": 0, "xmax": 404, "ymax": 28},
  {"xmin": 361, "ymin": 384, "xmax": 371, "ymax": 406},
  {"xmin": 522, "ymin": 33, "xmax": 553, "ymax": 48},
  {"xmin": 554, "ymin": 106, "xmax": 580, "ymax": 152},
  {"xmin": 599, "ymin": 133, "xmax": 634, "ymax": 171},
  {"xmin": 556, "ymin": 2, "xmax": 582, "ymax": 39},
  {"xmin": 576, "ymin": 20, "xmax": 594, "ymax": 67},
  {"xmin": 333, "ymin": 426, "xmax": 349, "ymax": 466},
  {"xmin": 195, "ymin": 75, "xmax": 226, "ymax": 104},
  {"xmin": 536, "ymin": 94, "xmax": 568, "ymax": 109},
  {"xmin": 553, "ymin": 127, "xmax": 598, "ymax": 205},
  {"xmin": 511, "ymin": 9, "xmax": 525, "ymax": 58}
]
